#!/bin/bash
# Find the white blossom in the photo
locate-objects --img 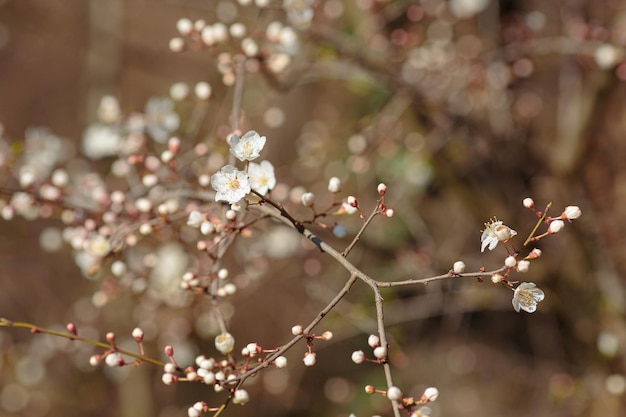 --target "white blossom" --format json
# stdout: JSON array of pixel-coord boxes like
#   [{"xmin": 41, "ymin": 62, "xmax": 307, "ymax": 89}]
[
  {"xmin": 211, "ymin": 165, "xmax": 251, "ymax": 203},
  {"xmin": 248, "ymin": 160, "xmax": 276, "ymax": 195},
  {"xmin": 215, "ymin": 332, "xmax": 235, "ymax": 354},
  {"xmin": 512, "ymin": 282, "xmax": 545, "ymax": 313},
  {"xmin": 481, "ymin": 219, "xmax": 517, "ymax": 252},
  {"xmin": 229, "ymin": 130, "xmax": 266, "ymax": 161}
]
